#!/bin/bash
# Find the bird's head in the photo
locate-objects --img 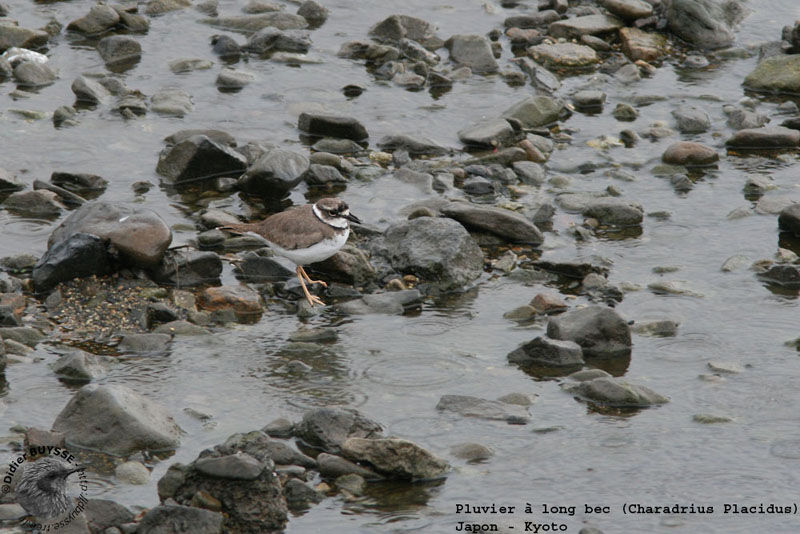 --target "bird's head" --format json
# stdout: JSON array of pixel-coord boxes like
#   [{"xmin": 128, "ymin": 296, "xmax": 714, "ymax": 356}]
[{"xmin": 314, "ymin": 198, "xmax": 361, "ymax": 228}]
